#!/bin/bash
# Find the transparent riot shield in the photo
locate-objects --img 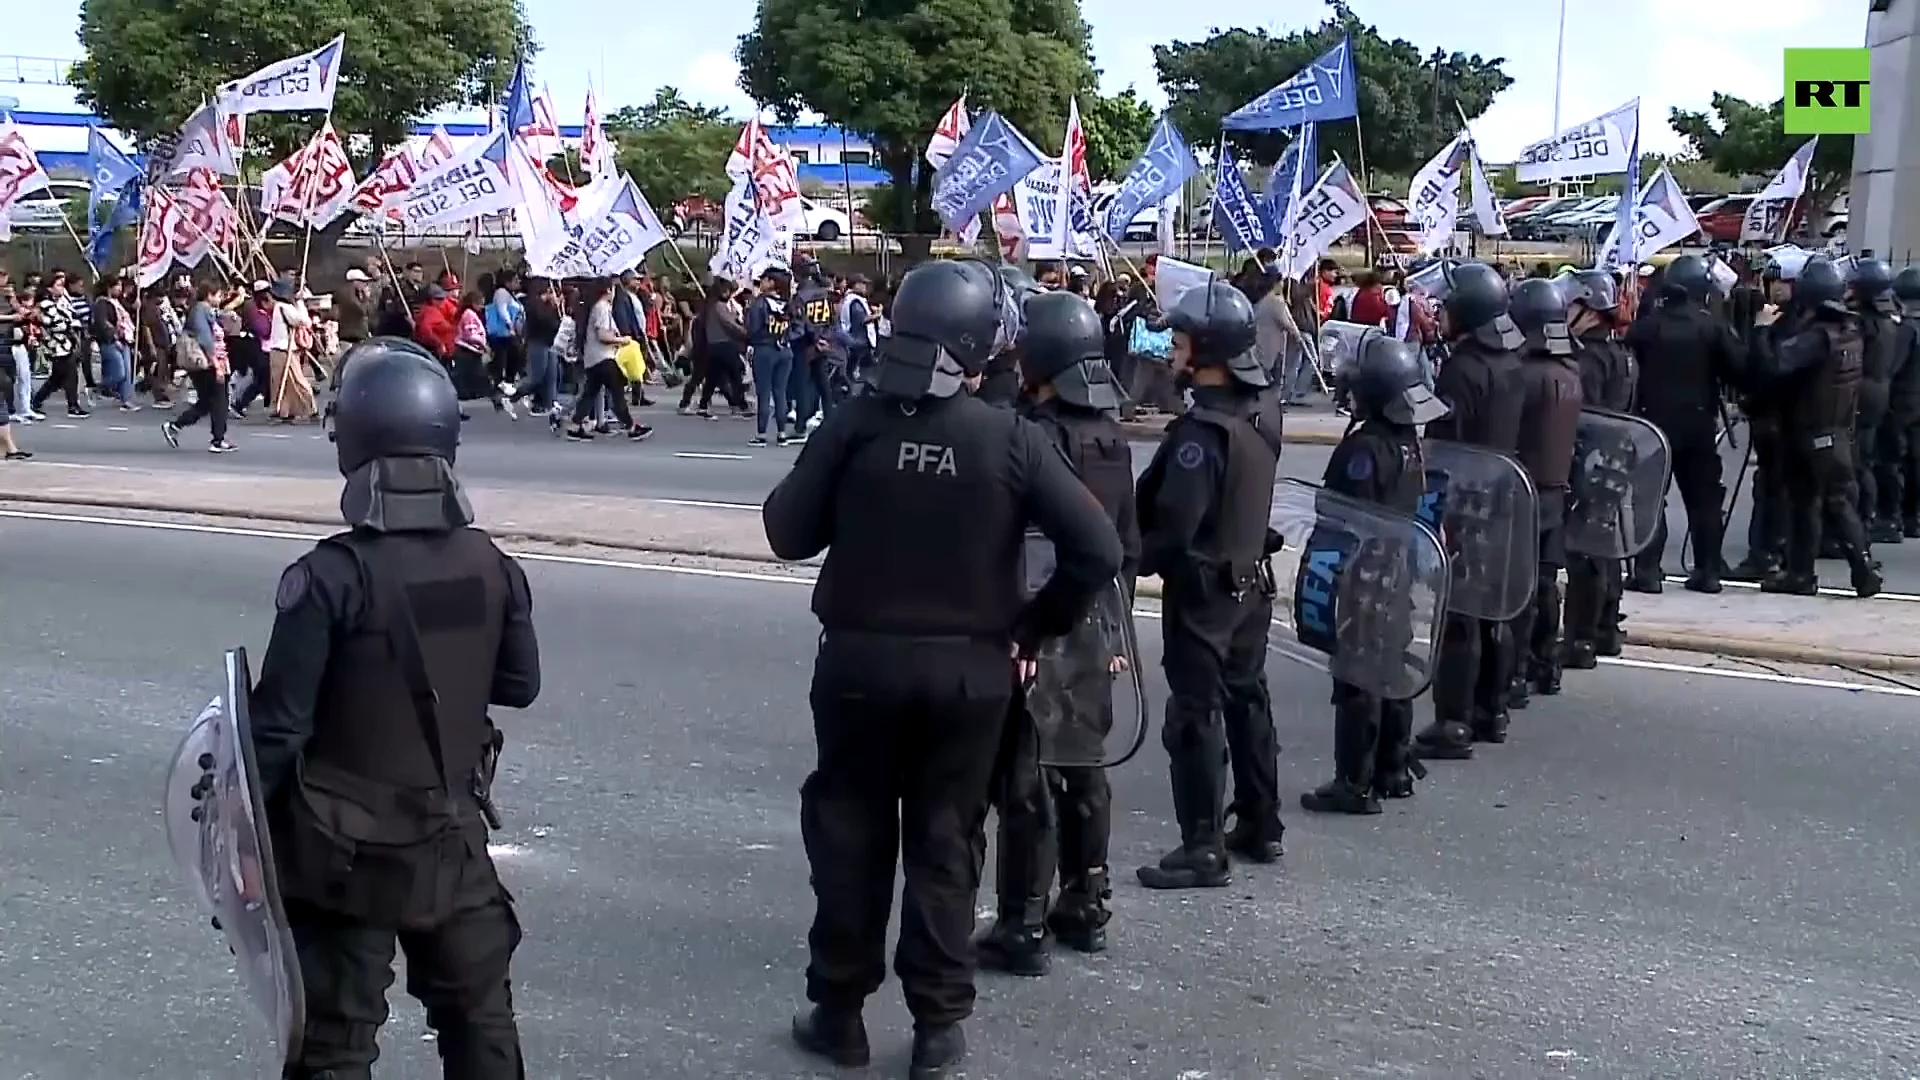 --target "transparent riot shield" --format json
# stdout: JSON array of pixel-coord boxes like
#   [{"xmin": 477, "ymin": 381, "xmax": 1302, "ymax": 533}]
[
  {"xmin": 1021, "ymin": 534, "xmax": 1149, "ymax": 768},
  {"xmin": 1269, "ymin": 478, "xmax": 1450, "ymax": 700},
  {"xmin": 1565, "ymin": 408, "xmax": 1673, "ymax": 559},
  {"xmin": 1417, "ymin": 441, "xmax": 1539, "ymax": 621},
  {"xmin": 1315, "ymin": 320, "xmax": 1378, "ymax": 380},
  {"xmin": 164, "ymin": 647, "xmax": 304, "ymax": 1066}
]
